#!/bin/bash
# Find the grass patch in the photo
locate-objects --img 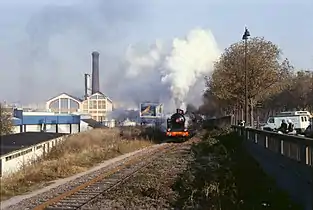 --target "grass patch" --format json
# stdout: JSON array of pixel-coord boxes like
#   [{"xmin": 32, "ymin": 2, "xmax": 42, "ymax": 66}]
[
  {"xmin": 172, "ymin": 129, "xmax": 303, "ymax": 210},
  {"xmin": 0, "ymin": 127, "xmax": 155, "ymax": 201}
]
